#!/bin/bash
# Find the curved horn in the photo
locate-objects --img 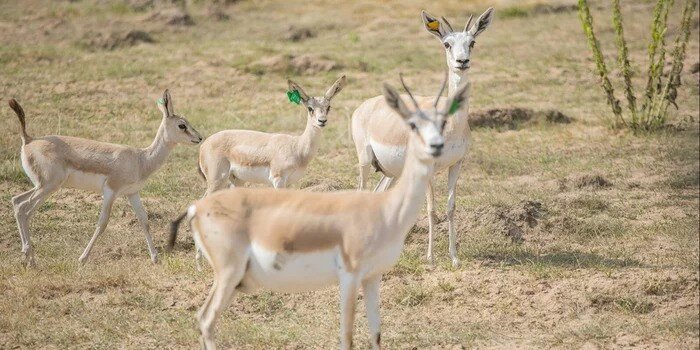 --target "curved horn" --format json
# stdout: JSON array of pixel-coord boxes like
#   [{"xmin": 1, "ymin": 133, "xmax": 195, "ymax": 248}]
[
  {"xmin": 434, "ymin": 70, "xmax": 449, "ymax": 109},
  {"xmin": 399, "ymin": 73, "xmax": 421, "ymax": 111},
  {"xmin": 440, "ymin": 16, "xmax": 454, "ymax": 33},
  {"xmin": 464, "ymin": 14, "xmax": 474, "ymax": 32}
]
